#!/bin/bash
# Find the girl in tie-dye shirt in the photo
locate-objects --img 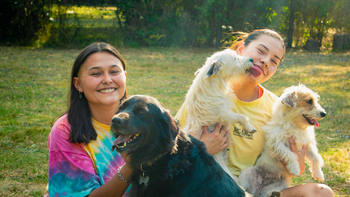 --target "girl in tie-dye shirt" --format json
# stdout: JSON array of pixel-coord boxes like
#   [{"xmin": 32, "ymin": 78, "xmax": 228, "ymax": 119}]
[
  {"xmin": 48, "ymin": 115, "xmax": 128, "ymax": 196},
  {"xmin": 47, "ymin": 42, "xmax": 132, "ymax": 196}
]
